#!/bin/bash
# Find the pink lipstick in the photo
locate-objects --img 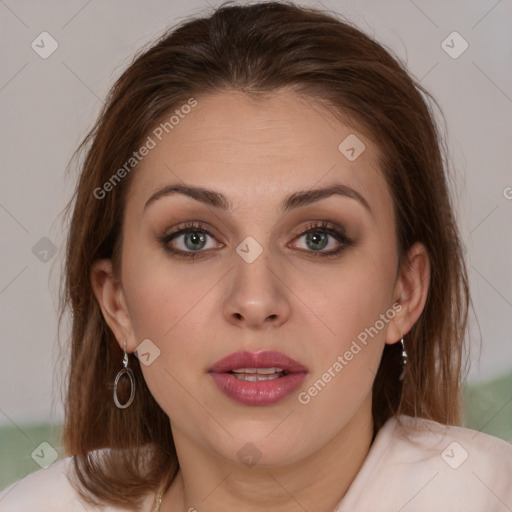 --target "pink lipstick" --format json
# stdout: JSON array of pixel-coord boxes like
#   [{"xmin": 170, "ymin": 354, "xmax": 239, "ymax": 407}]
[{"xmin": 208, "ymin": 350, "xmax": 308, "ymax": 406}]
